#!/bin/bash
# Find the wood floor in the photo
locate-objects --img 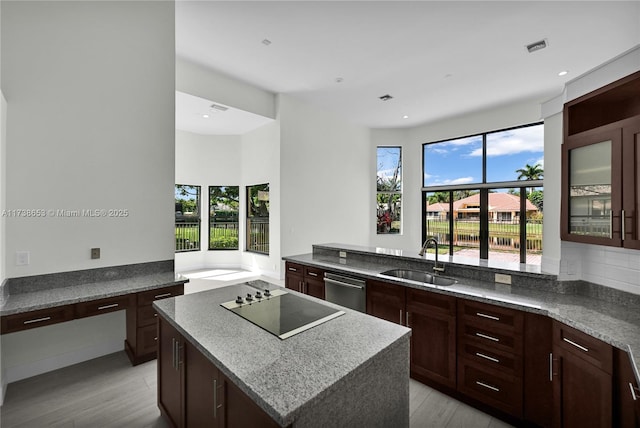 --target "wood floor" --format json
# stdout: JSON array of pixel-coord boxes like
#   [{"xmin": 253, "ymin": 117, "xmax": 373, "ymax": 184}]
[{"xmin": 0, "ymin": 351, "xmax": 513, "ymax": 428}]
